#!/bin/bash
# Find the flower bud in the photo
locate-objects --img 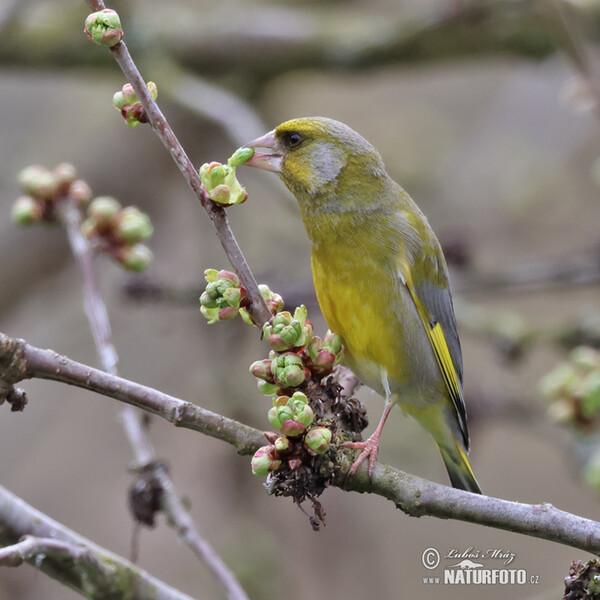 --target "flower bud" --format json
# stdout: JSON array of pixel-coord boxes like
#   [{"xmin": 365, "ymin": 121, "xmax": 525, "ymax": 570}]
[
  {"xmin": 89, "ymin": 196, "xmax": 121, "ymax": 227},
  {"xmin": 53, "ymin": 163, "xmax": 78, "ymax": 191},
  {"xmin": 218, "ymin": 306, "xmax": 238, "ymax": 321},
  {"xmin": 268, "ymin": 407, "xmax": 283, "ymax": 430},
  {"xmin": 70, "ymin": 180, "xmax": 93, "ymax": 207},
  {"xmin": 280, "ymin": 420, "xmax": 307, "ymax": 437},
  {"xmin": 210, "ymin": 184, "xmax": 231, "ymax": 205},
  {"xmin": 228, "ymin": 147, "xmax": 255, "ymax": 168},
  {"xmin": 147, "ymin": 81, "xmax": 158, "ymax": 100},
  {"xmin": 117, "ymin": 243, "xmax": 153, "ymax": 272},
  {"xmin": 117, "ymin": 206, "xmax": 154, "ymax": 243},
  {"xmin": 294, "ymin": 403, "xmax": 314, "ymax": 427},
  {"xmin": 258, "ymin": 381, "xmax": 279, "ymax": 396},
  {"xmin": 121, "ymin": 83, "xmax": 137, "ymax": 105},
  {"xmin": 251, "ymin": 445, "xmax": 281, "ymax": 476},
  {"xmin": 271, "ymin": 353, "xmax": 308, "ymax": 388},
  {"xmin": 84, "ymin": 9, "xmax": 123, "ymax": 47},
  {"xmin": 259, "ymin": 284, "xmax": 284, "ymax": 315},
  {"xmin": 200, "ymin": 306, "xmax": 220, "ymax": 325},
  {"xmin": 249, "ymin": 359, "xmax": 274, "ymax": 382},
  {"xmin": 11, "ymin": 196, "xmax": 42, "ymax": 226},
  {"xmin": 17, "ymin": 165, "xmax": 58, "ymax": 200},
  {"xmin": 304, "ymin": 427, "xmax": 332, "ymax": 455},
  {"xmin": 274, "ymin": 436, "xmax": 291, "ymax": 453}
]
